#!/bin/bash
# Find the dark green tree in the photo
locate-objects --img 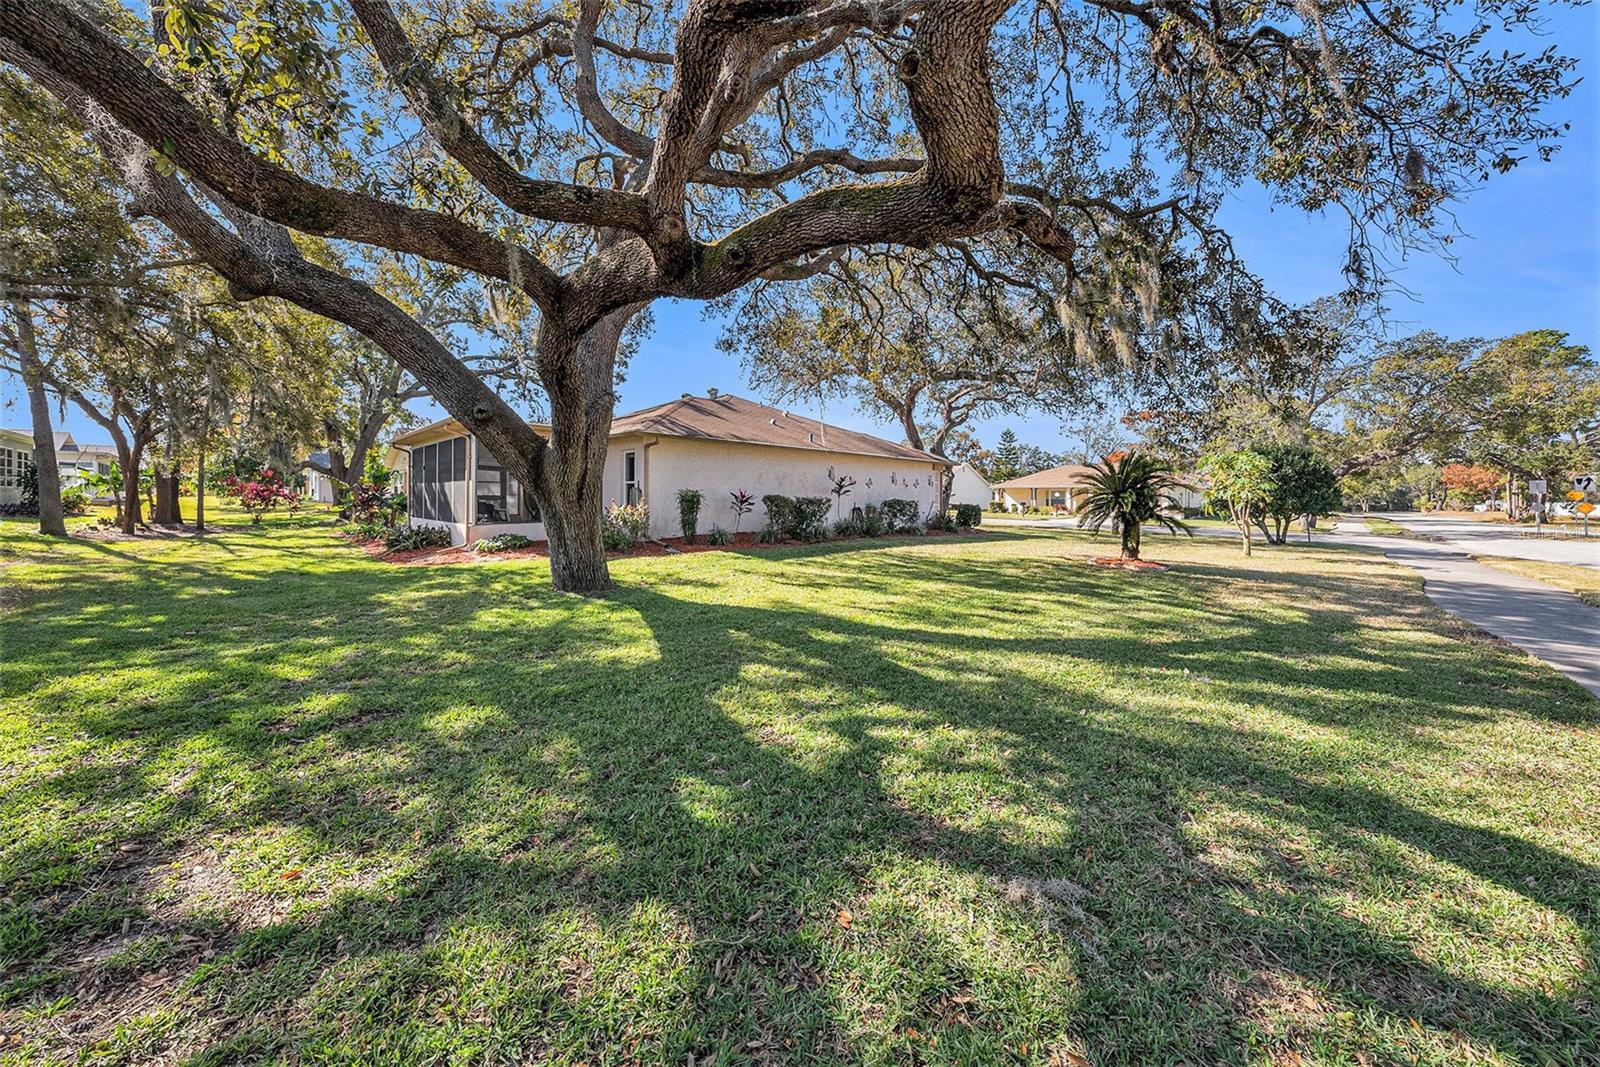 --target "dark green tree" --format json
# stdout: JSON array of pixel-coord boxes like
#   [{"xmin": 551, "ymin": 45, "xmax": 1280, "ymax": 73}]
[{"xmin": 1256, "ymin": 445, "xmax": 1342, "ymax": 544}]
